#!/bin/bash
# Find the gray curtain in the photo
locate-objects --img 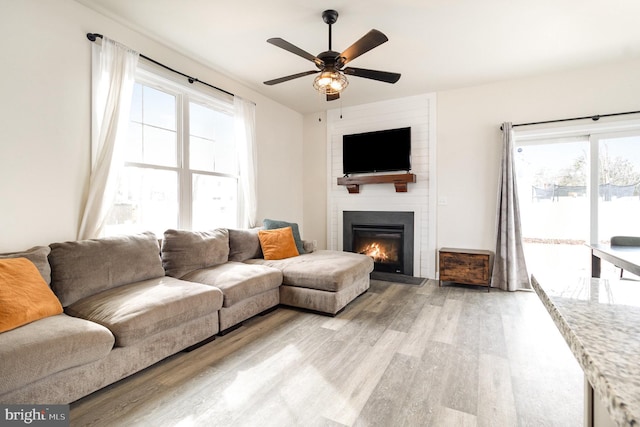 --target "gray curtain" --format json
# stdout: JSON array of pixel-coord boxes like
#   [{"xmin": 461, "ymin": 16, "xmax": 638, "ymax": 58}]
[{"xmin": 492, "ymin": 122, "xmax": 531, "ymax": 291}]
